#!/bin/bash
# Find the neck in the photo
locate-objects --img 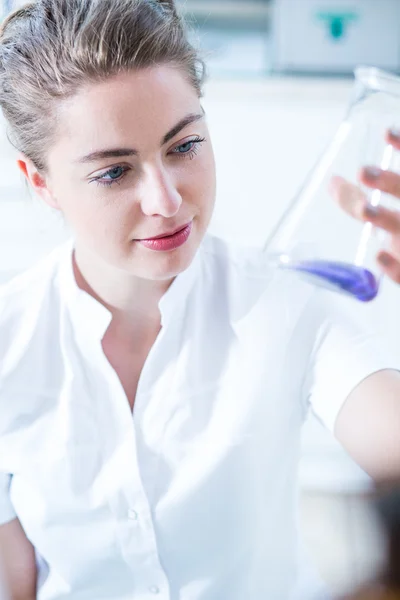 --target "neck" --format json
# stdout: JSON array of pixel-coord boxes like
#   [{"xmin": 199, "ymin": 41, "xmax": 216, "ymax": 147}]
[{"xmin": 73, "ymin": 243, "xmax": 173, "ymax": 343}]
